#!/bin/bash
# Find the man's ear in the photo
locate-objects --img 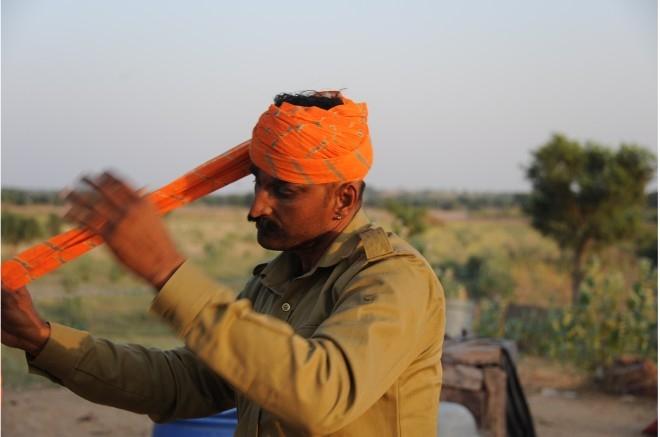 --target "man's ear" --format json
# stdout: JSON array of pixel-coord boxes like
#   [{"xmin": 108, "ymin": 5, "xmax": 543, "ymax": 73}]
[{"xmin": 336, "ymin": 182, "xmax": 360, "ymax": 216}]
